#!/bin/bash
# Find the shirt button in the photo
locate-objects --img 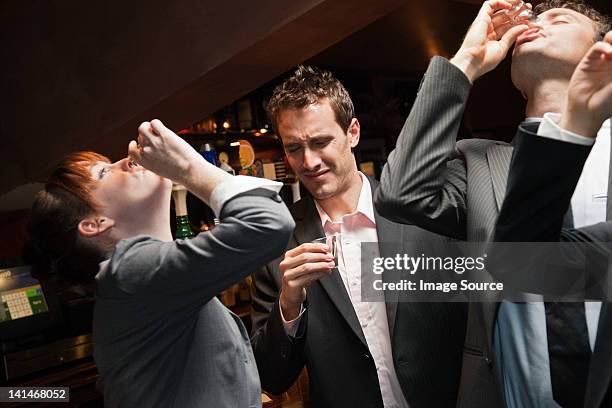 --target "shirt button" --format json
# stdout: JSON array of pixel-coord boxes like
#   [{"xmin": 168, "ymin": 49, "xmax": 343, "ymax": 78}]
[
  {"xmin": 483, "ymin": 351, "xmax": 492, "ymax": 366},
  {"xmin": 362, "ymin": 321, "xmax": 368, "ymax": 328}
]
